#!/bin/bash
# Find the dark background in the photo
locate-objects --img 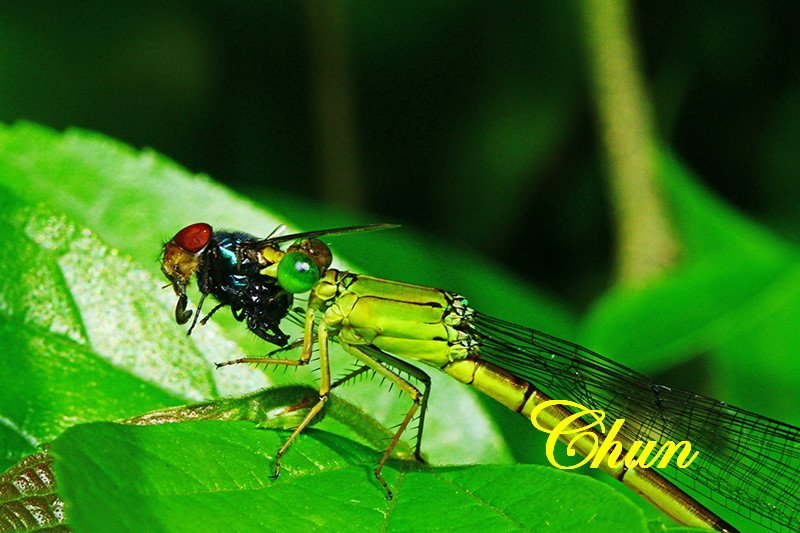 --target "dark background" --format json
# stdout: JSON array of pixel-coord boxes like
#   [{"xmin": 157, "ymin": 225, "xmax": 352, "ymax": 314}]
[{"xmin": 3, "ymin": 1, "xmax": 799, "ymax": 308}]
